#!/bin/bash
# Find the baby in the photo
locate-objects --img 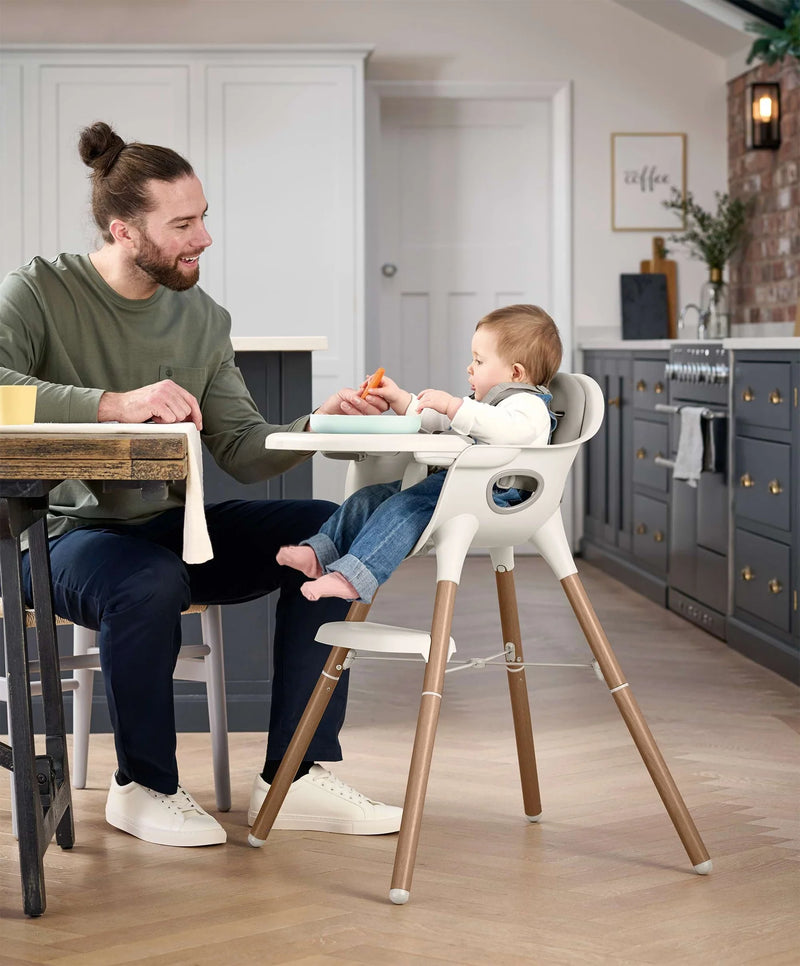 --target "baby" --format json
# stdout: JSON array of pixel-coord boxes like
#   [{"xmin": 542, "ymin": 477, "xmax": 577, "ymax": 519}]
[{"xmin": 278, "ymin": 303, "xmax": 562, "ymax": 603}]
